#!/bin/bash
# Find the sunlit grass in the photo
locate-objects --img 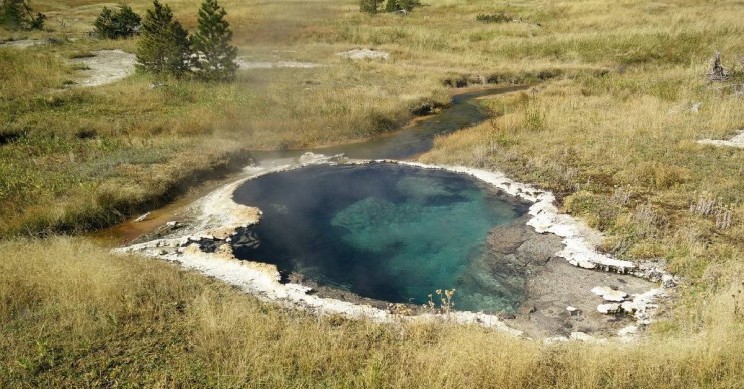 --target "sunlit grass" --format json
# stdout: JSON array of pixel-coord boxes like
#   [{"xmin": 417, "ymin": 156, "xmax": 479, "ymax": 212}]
[
  {"xmin": 2, "ymin": 0, "xmax": 744, "ymax": 386},
  {"xmin": 1, "ymin": 238, "xmax": 743, "ymax": 387}
]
